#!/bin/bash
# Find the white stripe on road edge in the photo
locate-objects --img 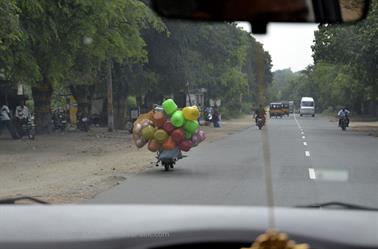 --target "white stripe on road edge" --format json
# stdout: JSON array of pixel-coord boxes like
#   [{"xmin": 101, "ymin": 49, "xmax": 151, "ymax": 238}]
[
  {"xmin": 309, "ymin": 168, "xmax": 316, "ymax": 179},
  {"xmin": 305, "ymin": 151, "xmax": 311, "ymax": 157},
  {"xmin": 302, "ymin": 136, "xmax": 306, "ymax": 139},
  {"xmin": 303, "ymin": 142, "xmax": 308, "ymax": 146},
  {"xmin": 294, "ymin": 114, "xmax": 302, "ymax": 130},
  {"xmin": 301, "ymin": 131, "xmax": 304, "ymax": 135}
]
